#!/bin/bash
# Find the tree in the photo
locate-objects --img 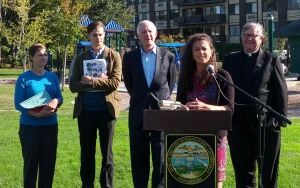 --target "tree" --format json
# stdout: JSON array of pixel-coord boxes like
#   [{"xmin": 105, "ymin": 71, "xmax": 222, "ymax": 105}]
[
  {"xmin": 156, "ymin": 33, "xmax": 185, "ymax": 43},
  {"xmin": 2, "ymin": 0, "xmax": 36, "ymax": 69},
  {"xmin": 1, "ymin": 0, "xmax": 134, "ymax": 70},
  {"xmin": 42, "ymin": 1, "xmax": 89, "ymax": 90},
  {"xmin": 87, "ymin": 0, "xmax": 135, "ymax": 48},
  {"xmin": 0, "ymin": 0, "xmax": 3, "ymax": 64}
]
